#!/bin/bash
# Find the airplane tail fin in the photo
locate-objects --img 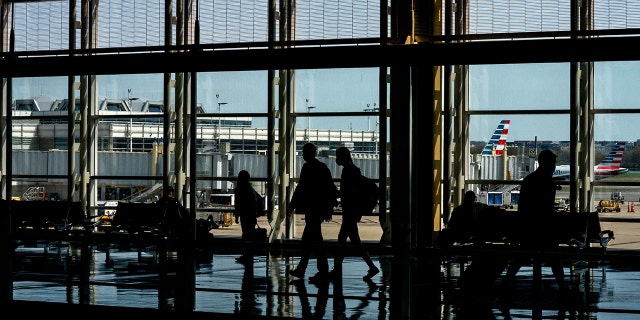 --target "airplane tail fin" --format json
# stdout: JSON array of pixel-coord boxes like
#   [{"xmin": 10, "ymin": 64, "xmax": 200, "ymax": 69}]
[
  {"xmin": 481, "ymin": 120, "xmax": 510, "ymax": 156},
  {"xmin": 596, "ymin": 141, "xmax": 626, "ymax": 169}
]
